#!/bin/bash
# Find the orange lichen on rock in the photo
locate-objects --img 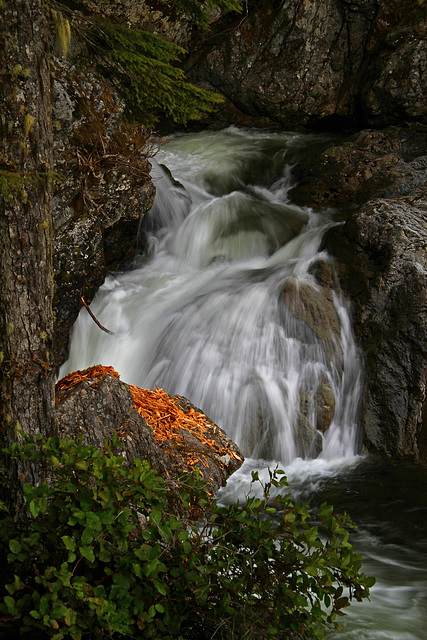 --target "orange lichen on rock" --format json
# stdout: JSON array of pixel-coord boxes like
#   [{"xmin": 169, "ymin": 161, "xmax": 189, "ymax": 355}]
[
  {"xmin": 55, "ymin": 365, "xmax": 120, "ymax": 402},
  {"xmin": 55, "ymin": 365, "xmax": 243, "ymax": 476},
  {"xmin": 129, "ymin": 385, "xmax": 206, "ymax": 444}
]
